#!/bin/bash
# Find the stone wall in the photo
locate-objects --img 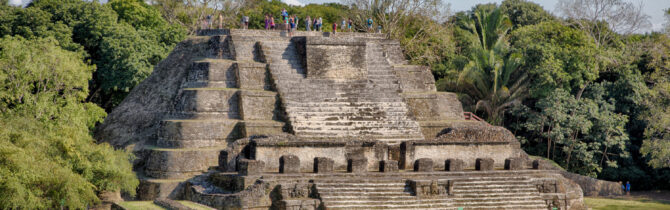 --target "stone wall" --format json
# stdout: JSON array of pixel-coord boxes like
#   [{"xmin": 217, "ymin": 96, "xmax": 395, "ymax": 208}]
[
  {"xmin": 250, "ymin": 136, "xmax": 387, "ymax": 172},
  {"xmin": 305, "ymin": 37, "xmax": 367, "ymax": 80},
  {"xmin": 402, "ymin": 141, "xmax": 523, "ymax": 170}
]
